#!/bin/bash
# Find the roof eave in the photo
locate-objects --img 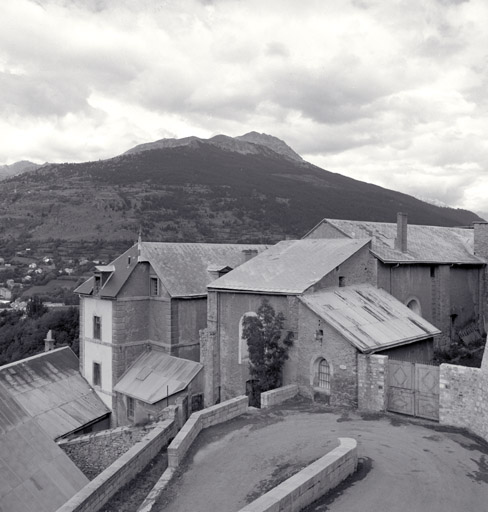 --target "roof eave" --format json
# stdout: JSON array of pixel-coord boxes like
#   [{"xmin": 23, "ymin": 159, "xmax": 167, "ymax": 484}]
[{"xmin": 364, "ymin": 331, "xmax": 441, "ymax": 354}]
